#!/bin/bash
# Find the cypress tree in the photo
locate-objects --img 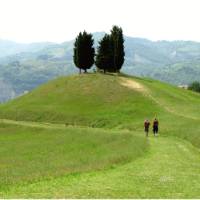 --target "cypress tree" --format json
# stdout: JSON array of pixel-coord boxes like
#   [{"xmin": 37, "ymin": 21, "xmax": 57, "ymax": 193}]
[
  {"xmin": 110, "ymin": 26, "xmax": 125, "ymax": 72},
  {"xmin": 95, "ymin": 34, "xmax": 112, "ymax": 73},
  {"xmin": 73, "ymin": 32, "xmax": 82, "ymax": 74},
  {"xmin": 73, "ymin": 31, "xmax": 95, "ymax": 73}
]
